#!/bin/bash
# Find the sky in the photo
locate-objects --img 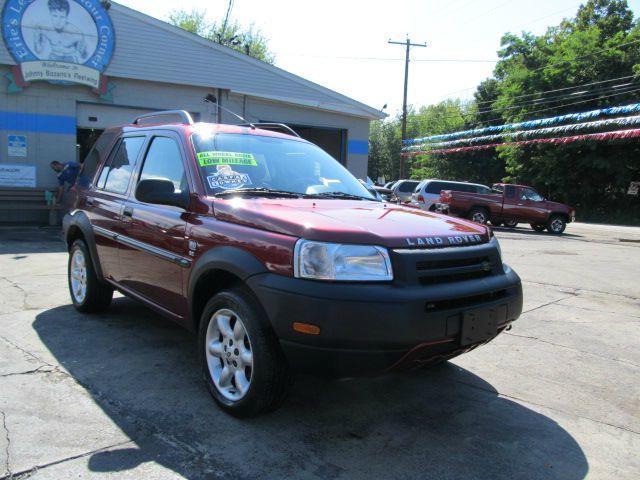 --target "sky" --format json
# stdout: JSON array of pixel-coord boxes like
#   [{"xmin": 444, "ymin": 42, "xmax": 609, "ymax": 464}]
[{"xmin": 116, "ymin": 0, "xmax": 640, "ymax": 118}]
